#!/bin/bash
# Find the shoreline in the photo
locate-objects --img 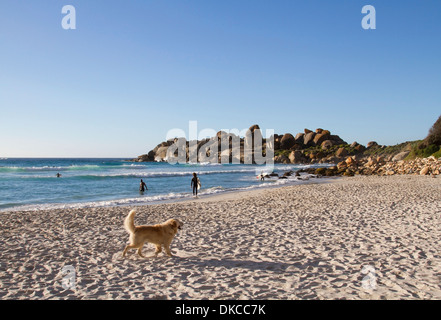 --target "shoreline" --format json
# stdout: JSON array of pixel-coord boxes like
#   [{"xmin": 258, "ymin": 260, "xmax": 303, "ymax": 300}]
[
  {"xmin": 1, "ymin": 175, "xmax": 440, "ymax": 299},
  {"xmin": 0, "ymin": 172, "xmax": 334, "ymax": 213},
  {"xmin": 148, "ymin": 175, "xmax": 338, "ymax": 206}
]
